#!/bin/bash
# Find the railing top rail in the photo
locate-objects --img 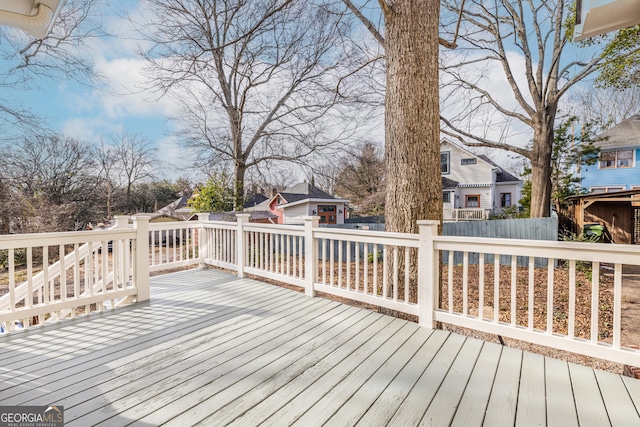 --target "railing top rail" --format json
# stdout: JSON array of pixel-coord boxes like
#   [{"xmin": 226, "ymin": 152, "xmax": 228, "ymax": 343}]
[
  {"xmin": 243, "ymin": 223, "xmax": 304, "ymax": 234},
  {"xmin": 148, "ymin": 221, "xmax": 202, "ymax": 231},
  {"xmin": 434, "ymin": 235, "xmax": 640, "ymax": 264},
  {"xmin": 200, "ymin": 220, "xmax": 239, "ymax": 230},
  {"xmin": 314, "ymin": 227, "xmax": 419, "ymax": 247},
  {"xmin": 0, "ymin": 229, "xmax": 136, "ymax": 250}
]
